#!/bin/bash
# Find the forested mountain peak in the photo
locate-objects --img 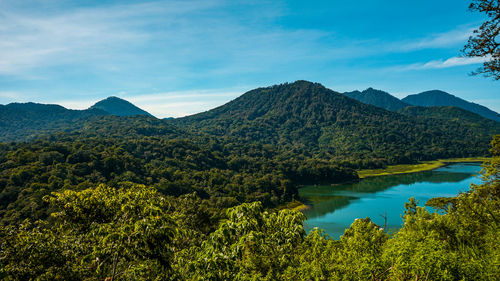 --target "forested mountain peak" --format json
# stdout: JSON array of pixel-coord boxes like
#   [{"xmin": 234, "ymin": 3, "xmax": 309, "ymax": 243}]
[
  {"xmin": 178, "ymin": 80, "xmax": 393, "ymax": 123},
  {"xmin": 0, "ymin": 102, "xmax": 108, "ymax": 142},
  {"xmin": 175, "ymin": 81, "xmax": 498, "ymax": 163},
  {"xmin": 90, "ymin": 96, "xmax": 153, "ymax": 117},
  {"xmin": 1, "ymin": 102, "xmax": 68, "ymax": 112},
  {"xmin": 402, "ymin": 90, "xmax": 500, "ymax": 121},
  {"xmin": 344, "ymin": 88, "xmax": 409, "ymax": 111}
]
